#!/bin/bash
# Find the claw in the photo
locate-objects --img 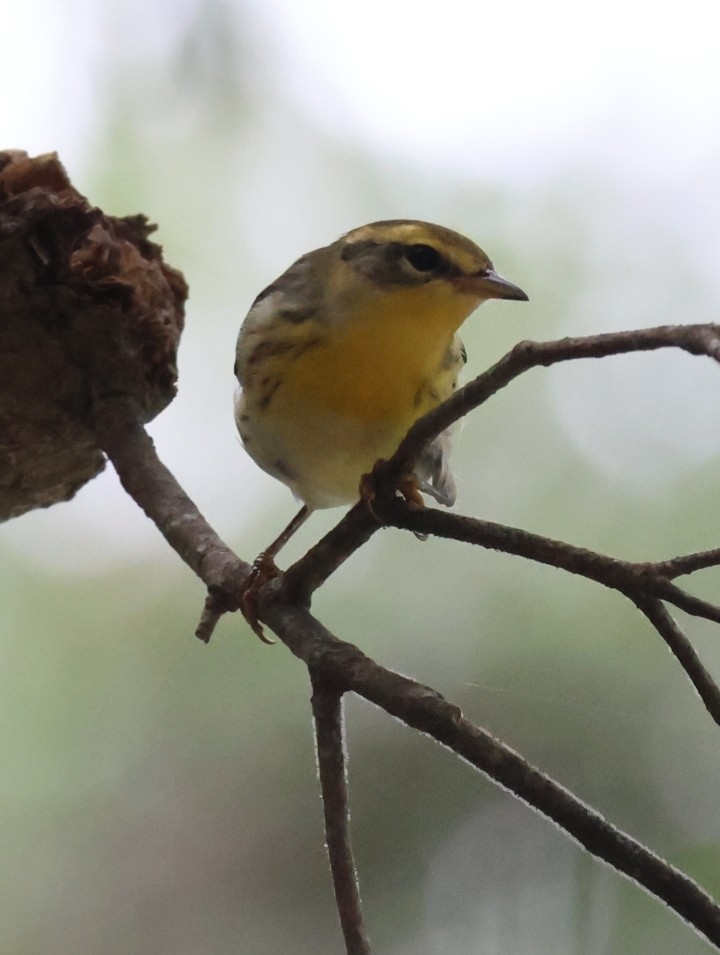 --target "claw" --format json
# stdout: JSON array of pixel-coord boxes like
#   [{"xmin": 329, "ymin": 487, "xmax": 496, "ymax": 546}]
[
  {"xmin": 239, "ymin": 505, "xmax": 313, "ymax": 642},
  {"xmin": 239, "ymin": 552, "xmax": 279, "ymax": 643},
  {"xmin": 360, "ymin": 463, "xmax": 427, "ymax": 520},
  {"xmin": 397, "ymin": 475, "xmax": 425, "ymax": 511},
  {"xmin": 397, "ymin": 475, "xmax": 429, "ymax": 541},
  {"xmin": 359, "ymin": 462, "xmax": 386, "ymax": 520}
]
